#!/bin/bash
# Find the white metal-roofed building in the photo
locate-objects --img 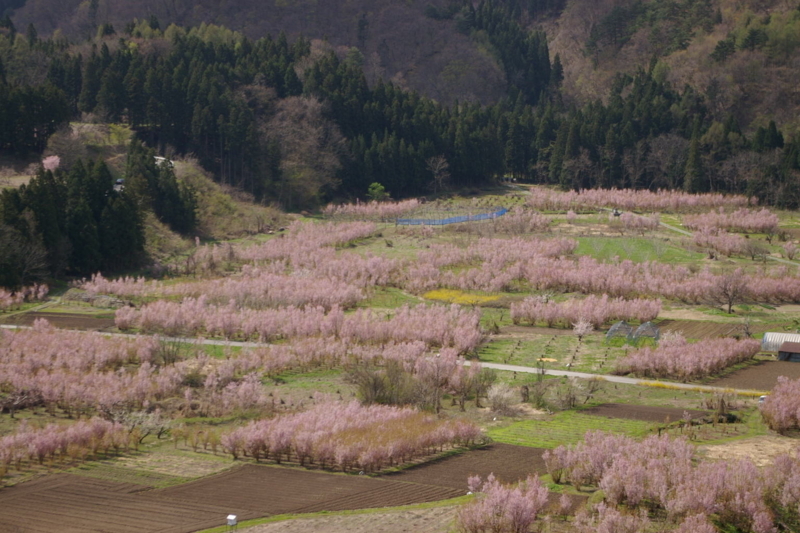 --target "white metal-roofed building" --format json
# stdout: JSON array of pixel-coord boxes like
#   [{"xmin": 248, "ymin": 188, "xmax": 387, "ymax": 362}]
[{"xmin": 762, "ymin": 332, "xmax": 800, "ymax": 352}]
